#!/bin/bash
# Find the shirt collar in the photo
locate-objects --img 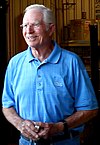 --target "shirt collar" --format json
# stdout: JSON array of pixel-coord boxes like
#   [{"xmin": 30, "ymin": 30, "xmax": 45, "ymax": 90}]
[
  {"xmin": 46, "ymin": 41, "xmax": 62, "ymax": 64},
  {"xmin": 26, "ymin": 41, "xmax": 62, "ymax": 63},
  {"xmin": 26, "ymin": 47, "xmax": 36, "ymax": 62}
]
